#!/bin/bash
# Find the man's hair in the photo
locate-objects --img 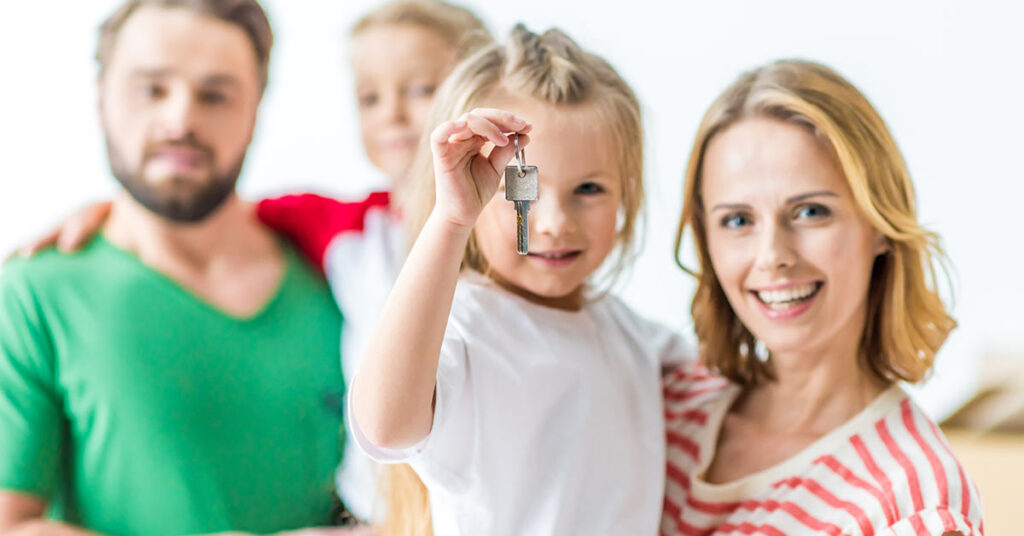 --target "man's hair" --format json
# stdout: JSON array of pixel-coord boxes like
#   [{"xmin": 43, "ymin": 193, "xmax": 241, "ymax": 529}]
[{"xmin": 97, "ymin": 0, "xmax": 273, "ymax": 92}]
